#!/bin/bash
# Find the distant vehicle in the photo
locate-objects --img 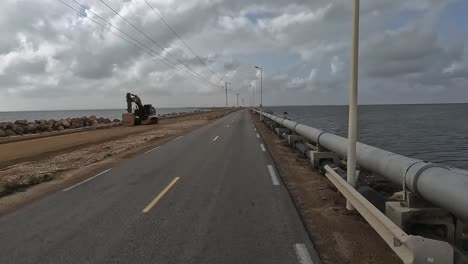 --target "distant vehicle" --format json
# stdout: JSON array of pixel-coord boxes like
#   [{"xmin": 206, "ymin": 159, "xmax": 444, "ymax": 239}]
[{"xmin": 125, "ymin": 93, "xmax": 158, "ymax": 125}]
